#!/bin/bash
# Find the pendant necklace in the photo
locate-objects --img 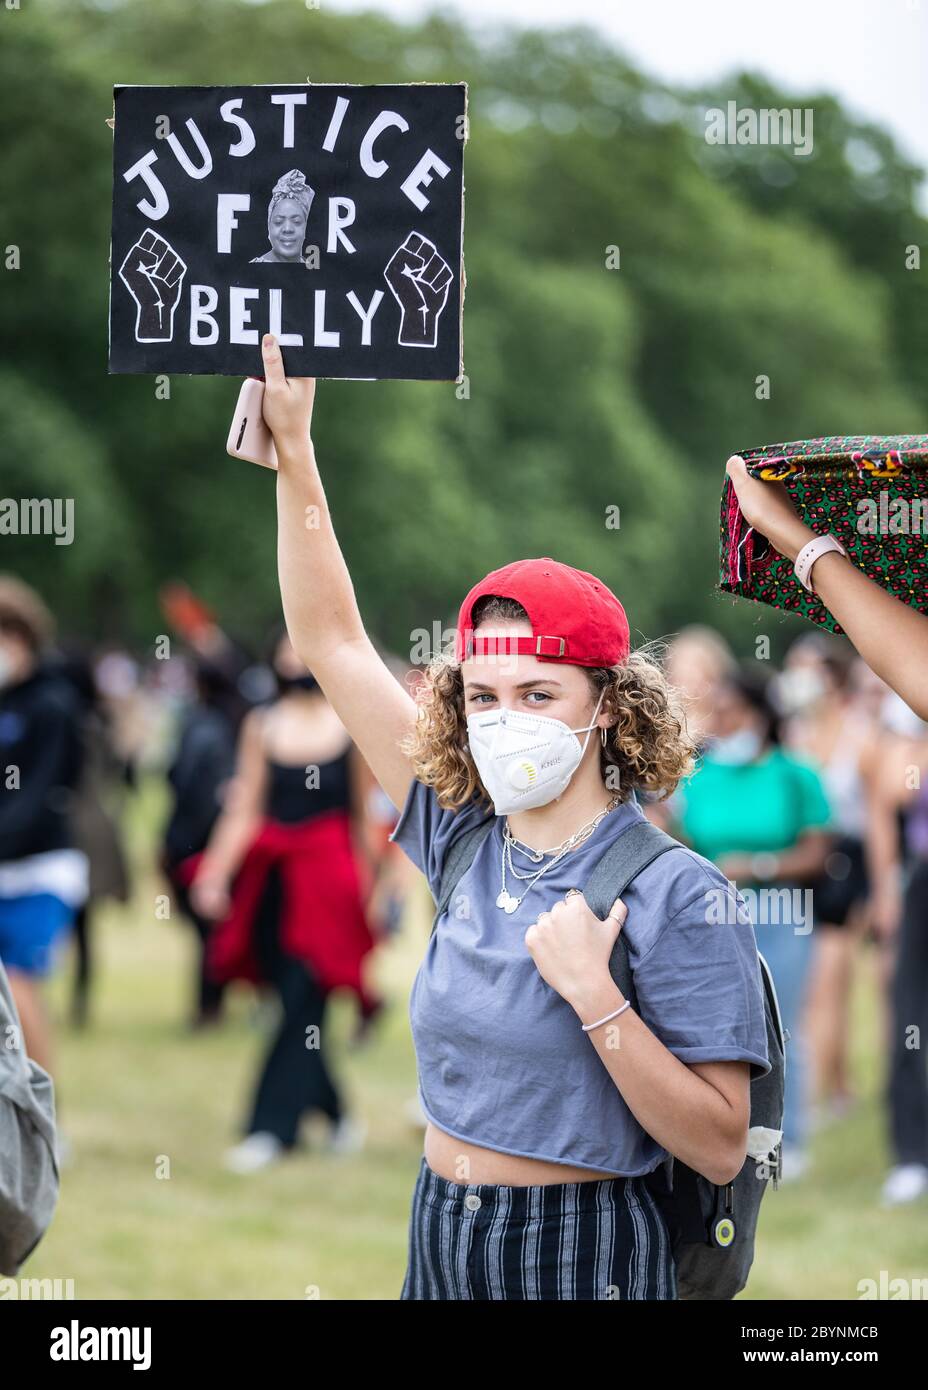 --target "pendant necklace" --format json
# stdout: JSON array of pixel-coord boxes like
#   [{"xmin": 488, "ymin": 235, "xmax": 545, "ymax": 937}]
[{"xmin": 495, "ymin": 795, "xmax": 620, "ymax": 914}]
